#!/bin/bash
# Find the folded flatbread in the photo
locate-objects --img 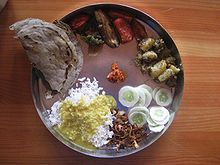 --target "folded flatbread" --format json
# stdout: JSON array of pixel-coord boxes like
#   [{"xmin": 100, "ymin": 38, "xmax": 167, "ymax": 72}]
[{"xmin": 10, "ymin": 18, "xmax": 83, "ymax": 94}]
